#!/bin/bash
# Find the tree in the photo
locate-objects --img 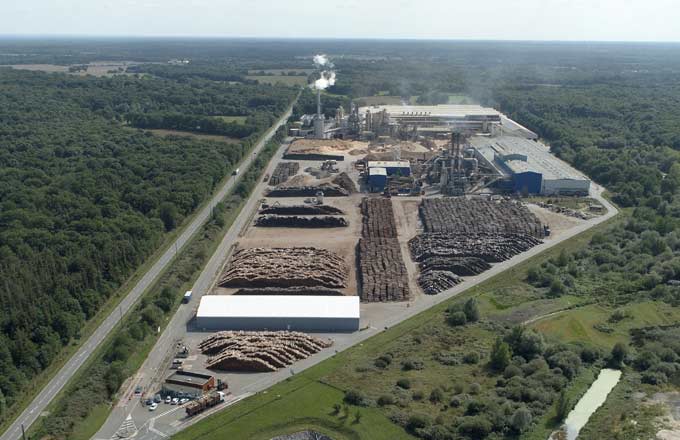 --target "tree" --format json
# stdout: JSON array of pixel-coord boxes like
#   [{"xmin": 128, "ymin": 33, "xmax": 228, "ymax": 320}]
[
  {"xmin": 159, "ymin": 202, "xmax": 179, "ymax": 231},
  {"xmin": 555, "ymin": 390, "xmax": 571, "ymax": 422},
  {"xmin": 610, "ymin": 343, "xmax": 628, "ymax": 367},
  {"xmin": 489, "ymin": 337, "xmax": 511, "ymax": 371},
  {"xmin": 447, "ymin": 311, "xmax": 467, "ymax": 326},
  {"xmin": 511, "ymin": 407, "xmax": 533, "ymax": 433},
  {"xmin": 463, "ymin": 298, "xmax": 480, "ymax": 322}
]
